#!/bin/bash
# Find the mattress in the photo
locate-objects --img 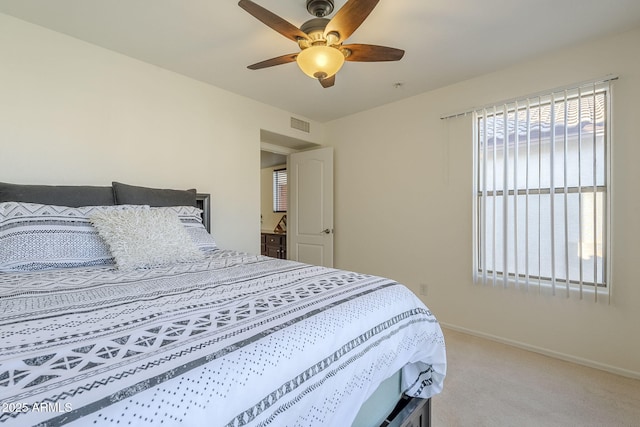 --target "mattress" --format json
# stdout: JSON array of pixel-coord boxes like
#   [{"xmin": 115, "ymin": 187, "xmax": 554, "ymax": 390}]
[{"xmin": 0, "ymin": 250, "xmax": 446, "ymax": 426}]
